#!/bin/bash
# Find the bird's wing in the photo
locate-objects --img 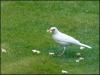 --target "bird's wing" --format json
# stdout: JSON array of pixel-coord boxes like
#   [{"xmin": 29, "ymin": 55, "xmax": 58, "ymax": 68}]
[{"xmin": 56, "ymin": 32, "xmax": 80, "ymax": 44}]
